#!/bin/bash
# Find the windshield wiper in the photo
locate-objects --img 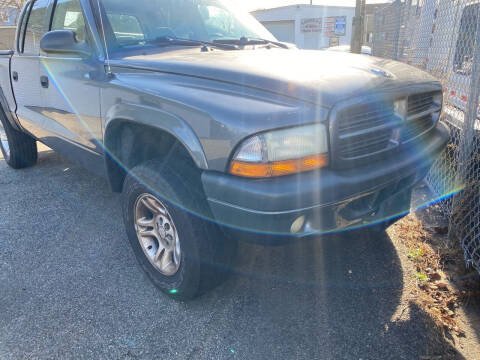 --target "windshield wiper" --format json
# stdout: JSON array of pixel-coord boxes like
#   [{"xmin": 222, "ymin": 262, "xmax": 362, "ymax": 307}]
[
  {"xmin": 147, "ymin": 36, "xmax": 238, "ymax": 51},
  {"xmin": 213, "ymin": 37, "xmax": 290, "ymax": 49}
]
